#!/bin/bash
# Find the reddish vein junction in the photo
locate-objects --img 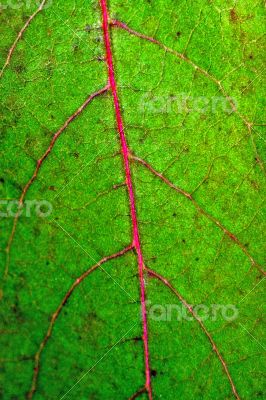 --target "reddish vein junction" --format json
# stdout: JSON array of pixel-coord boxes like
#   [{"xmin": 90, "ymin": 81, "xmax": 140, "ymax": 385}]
[{"xmin": 100, "ymin": 0, "xmax": 152, "ymax": 398}]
